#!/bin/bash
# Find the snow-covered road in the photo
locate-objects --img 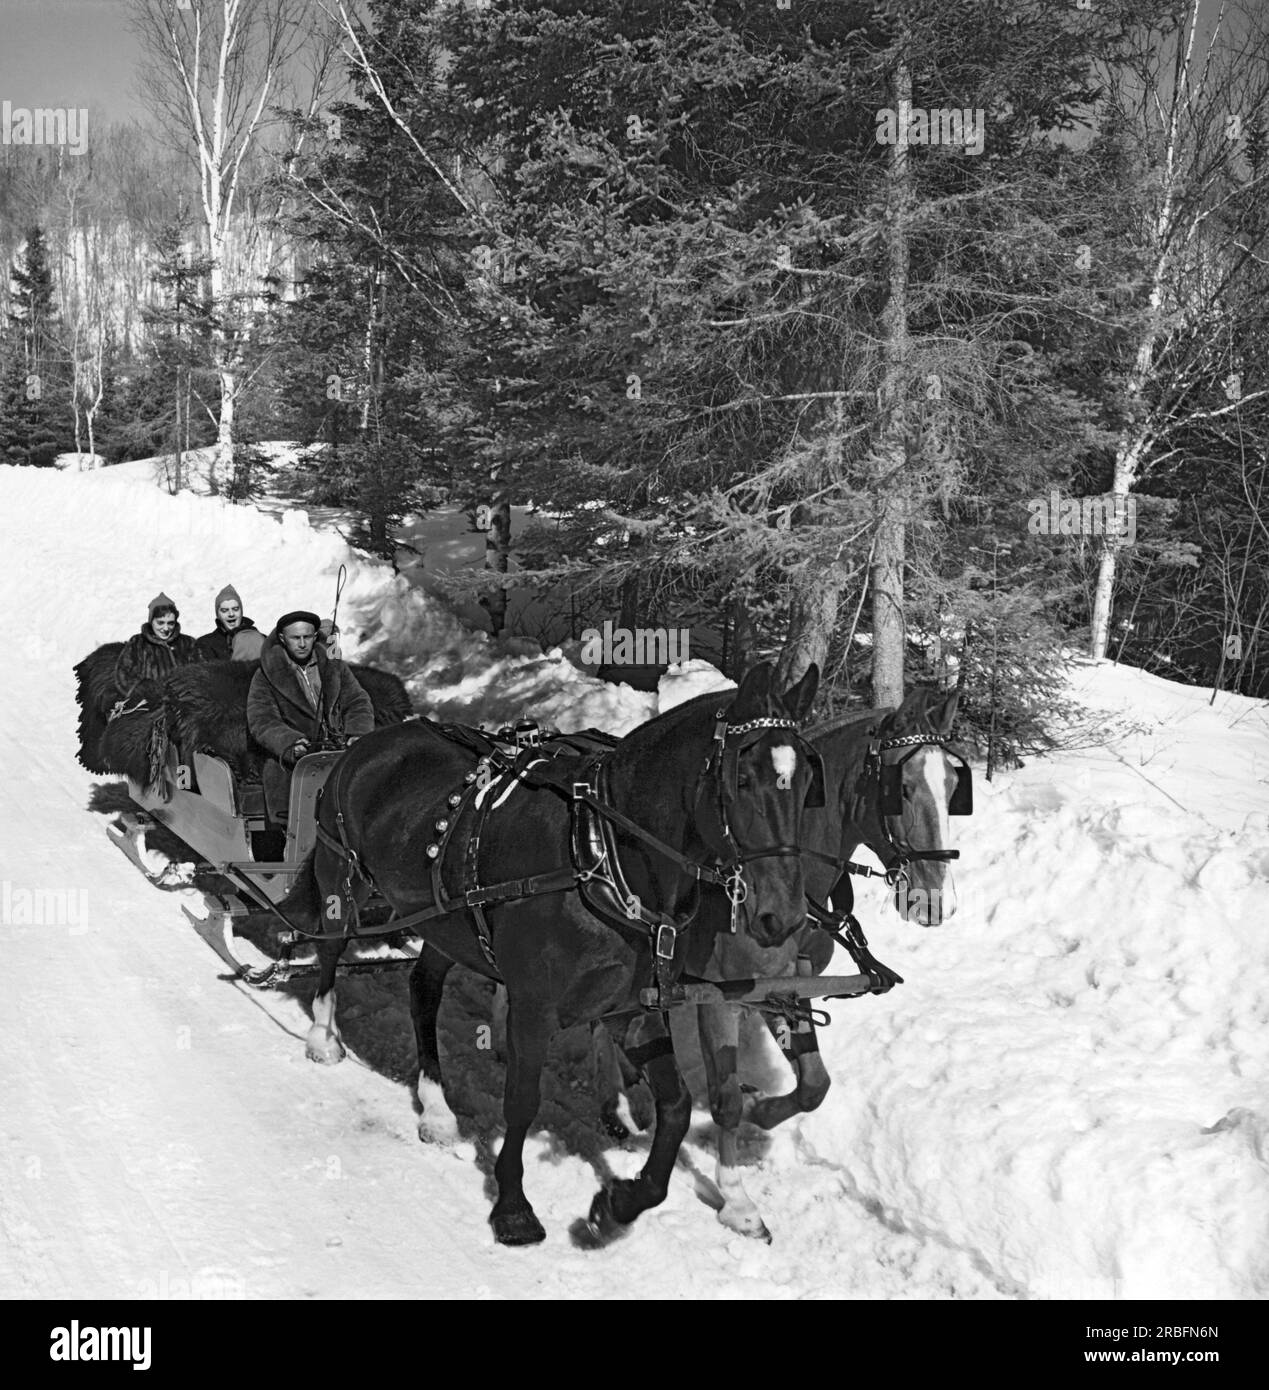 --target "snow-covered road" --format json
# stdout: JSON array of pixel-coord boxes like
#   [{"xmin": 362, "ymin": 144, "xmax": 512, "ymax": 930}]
[{"xmin": 2, "ymin": 460, "xmax": 1265, "ymax": 1300}]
